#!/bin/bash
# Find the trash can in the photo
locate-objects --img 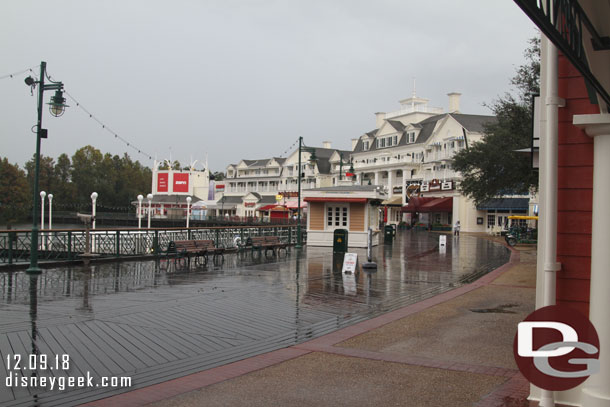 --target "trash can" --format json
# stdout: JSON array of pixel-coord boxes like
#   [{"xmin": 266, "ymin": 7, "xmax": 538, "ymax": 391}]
[
  {"xmin": 333, "ymin": 229, "xmax": 349, "ymax": 253},
  {"xmin": 384, "ymin": 225, "xmax": 394, "ymax": 243}
]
